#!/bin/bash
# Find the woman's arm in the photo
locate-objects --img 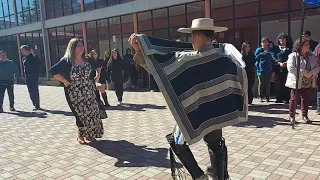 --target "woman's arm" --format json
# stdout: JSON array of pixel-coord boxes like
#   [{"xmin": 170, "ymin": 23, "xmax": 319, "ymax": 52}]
[
  {"xmin": 95, "ymin": 67, "xmax": 101, "ymax": 82},
  {"xmin": 53, "ymin": 74, "xmax": 70, "ymax": 87},
  {"xmin": 310, "ymin": 54, "xmax": 320, "ymax": 76}
]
